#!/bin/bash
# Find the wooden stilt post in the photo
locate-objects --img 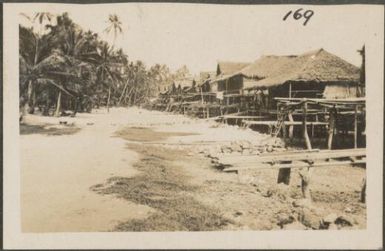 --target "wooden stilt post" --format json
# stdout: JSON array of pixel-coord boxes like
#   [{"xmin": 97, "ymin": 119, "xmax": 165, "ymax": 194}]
[
  {"xmin": 220, "ymin": 107, "xmax": 223, "ymax": 123},
  {"xmin": 311, "ymin": 123, "xmax": 315, "ymax": 139},
  {"xmin": 300, "ymin": 166, "xmax": 312, "ymax": 200},
  {"xmin": 288, "ymin": 111, "xmax": 294, "ymax": 139},
  {"xmin": 282, "ymin": 120, "xmax": 287, "ymax": 139},
  {"xmin": 300, "ymin": 100, "xmax": 312, "ymax": 200},
  {"xmin": 327, "ymin": 108, "xmax": 336, "ymax": 150},
  {"xmin": 207, "ymin": 106, "xmax": 210, "ymax": 119},
  {"xmin": 303, "ymin": 101, "xmax": 312, "ymax": 150},
  {"xmin": 289, "ymin": 83, "xmax": 292, "ymax": 98}
]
